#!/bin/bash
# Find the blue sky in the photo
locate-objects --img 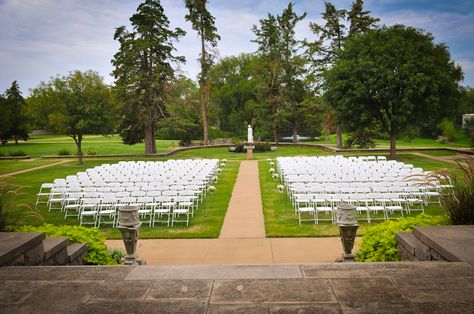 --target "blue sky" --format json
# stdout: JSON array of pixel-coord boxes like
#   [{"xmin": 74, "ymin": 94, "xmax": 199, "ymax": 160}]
[{"xmin": 0, "ymin": 0, "xmax": 473, "ymax": 95}]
